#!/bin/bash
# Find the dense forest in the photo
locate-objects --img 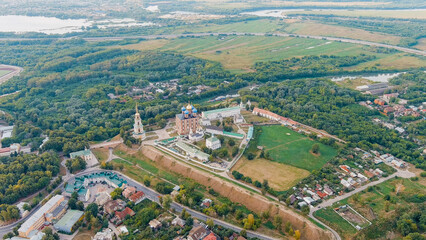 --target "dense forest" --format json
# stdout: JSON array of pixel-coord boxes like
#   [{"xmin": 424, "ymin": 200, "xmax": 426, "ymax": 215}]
[{"xmin": 0, "ymin": 152, "xmax": 61, "ymax": 204}]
